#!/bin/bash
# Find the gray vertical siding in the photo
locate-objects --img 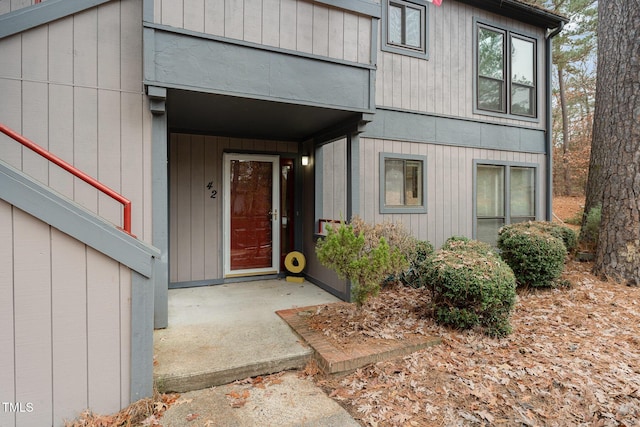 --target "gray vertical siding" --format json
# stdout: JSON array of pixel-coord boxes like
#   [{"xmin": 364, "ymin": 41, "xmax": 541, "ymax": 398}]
[
  {"xmin": 0, "ymin": 0, "xmax": 152, "ymax": 242},
  {"xmin": 302, "ymin": 145, "xmax": 350, "ymax": 300},
  {"xmin": 0, "ymin": 2, "xmax": 156, "ymax": 424},
  {"xmin": 375, "ymin": 1, "xmax": 547, "ymax": 129},
  {"xmin": 168, "ymin": 133, "xmax": 298, "ymax": 284},
  {"xmin": 358, "ymin": 137, "xmax": 546, "ymax": 249},
  {"xmin": 0, "ymin": 200, "xmax": 133, "ymax": 427},
  {"xmin": 320, "ymin": 138, "xmax": 348, "ymax": 221},
  {"xmin": 0, "ymin": 201, "xmax": 14, "ymax": 427},
  {"xmin": 0, "ymin": 0, "xmax": 34, "ymax": 14},
  {"xmin": 151, "ymin": 0, "xmax": 372, "ymax": 65}
]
